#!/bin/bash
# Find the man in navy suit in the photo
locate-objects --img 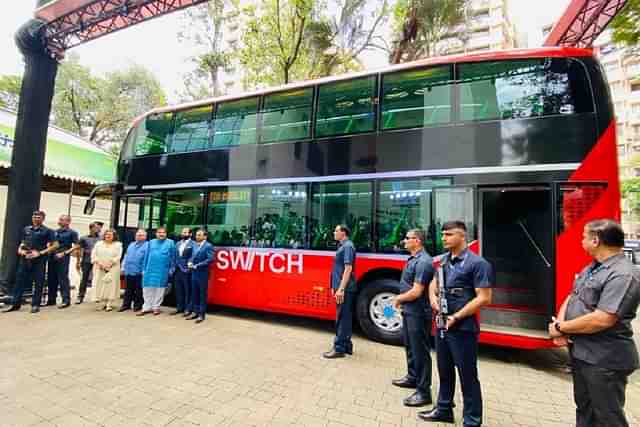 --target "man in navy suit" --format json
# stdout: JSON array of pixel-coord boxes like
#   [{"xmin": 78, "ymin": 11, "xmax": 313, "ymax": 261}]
[
  {"xmin": 172, "ymin": 228, "xmax": 197, "ymax": 316},
  {"xmin": 187, "ymin": 229, "xmax": 214, "ymax": 324}
]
